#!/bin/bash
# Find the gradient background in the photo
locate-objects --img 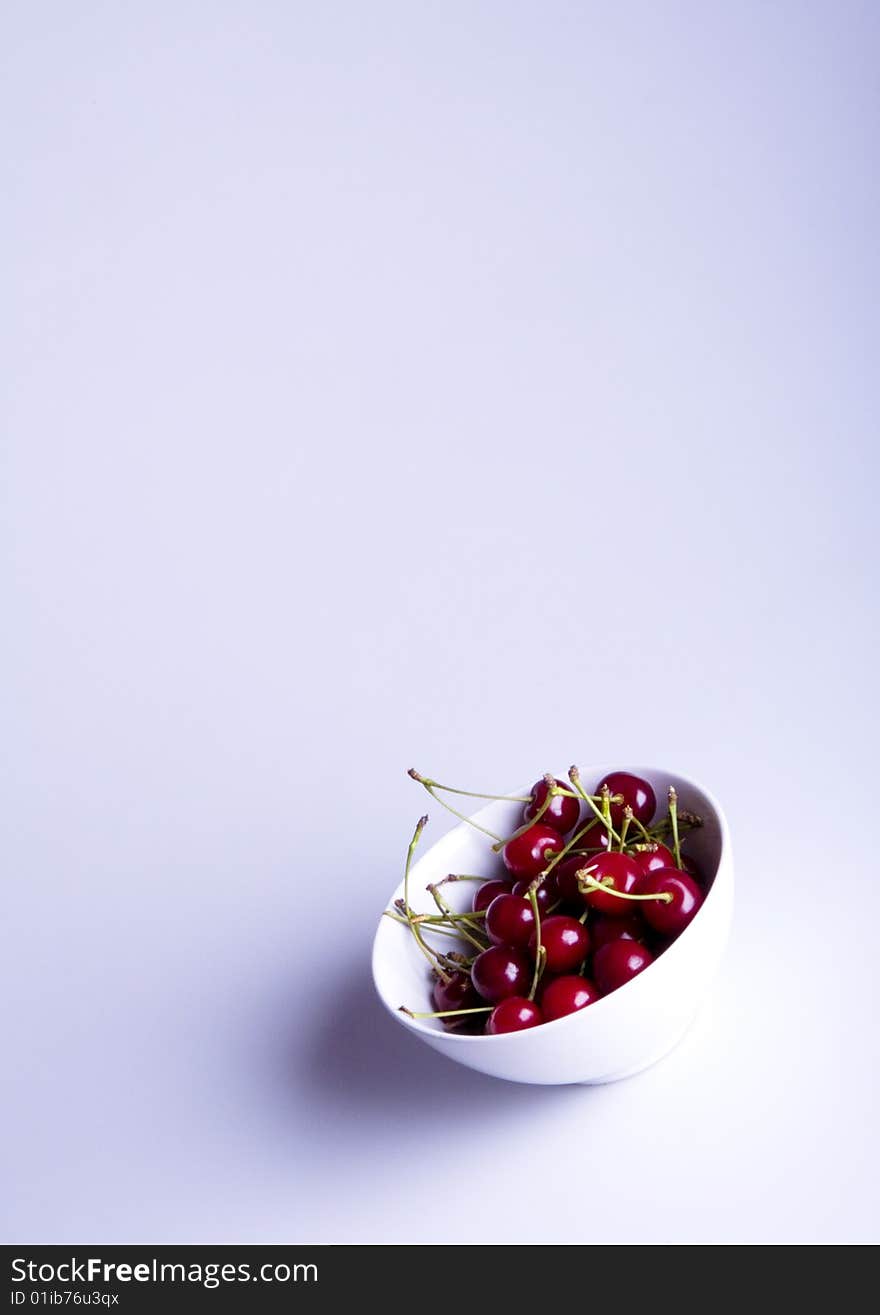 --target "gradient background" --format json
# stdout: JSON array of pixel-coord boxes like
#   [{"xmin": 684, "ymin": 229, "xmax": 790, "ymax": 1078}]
[{"xmin": 3, "ymin": 2, "xmax": 878, "ymax": 1244}]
